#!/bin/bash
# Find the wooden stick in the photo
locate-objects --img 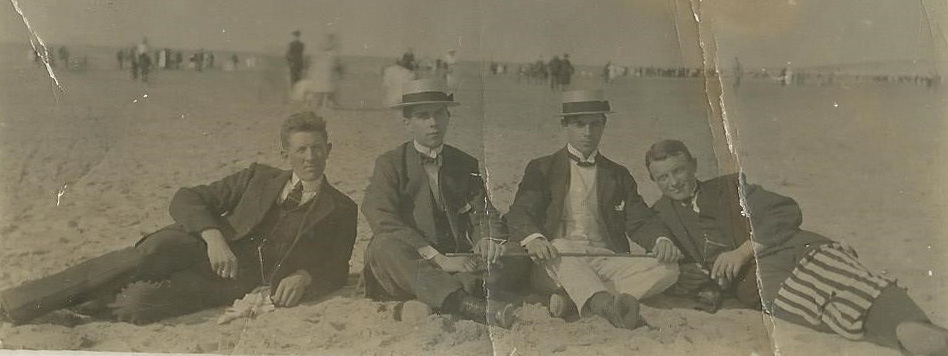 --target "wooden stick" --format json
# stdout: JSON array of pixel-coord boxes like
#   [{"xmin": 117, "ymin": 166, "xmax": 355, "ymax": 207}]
[{"xmin": 445, "ymin": 252, "xmax": 653, "ymax": 258}]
